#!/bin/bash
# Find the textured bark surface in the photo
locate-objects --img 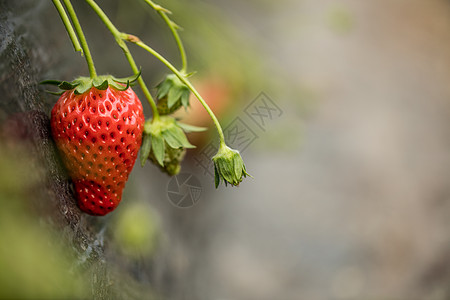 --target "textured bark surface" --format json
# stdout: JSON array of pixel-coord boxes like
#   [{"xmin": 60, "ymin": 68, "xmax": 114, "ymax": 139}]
[{"xmin": 0, "ymin": 2, "xmax": 111, "ymax": 298}]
